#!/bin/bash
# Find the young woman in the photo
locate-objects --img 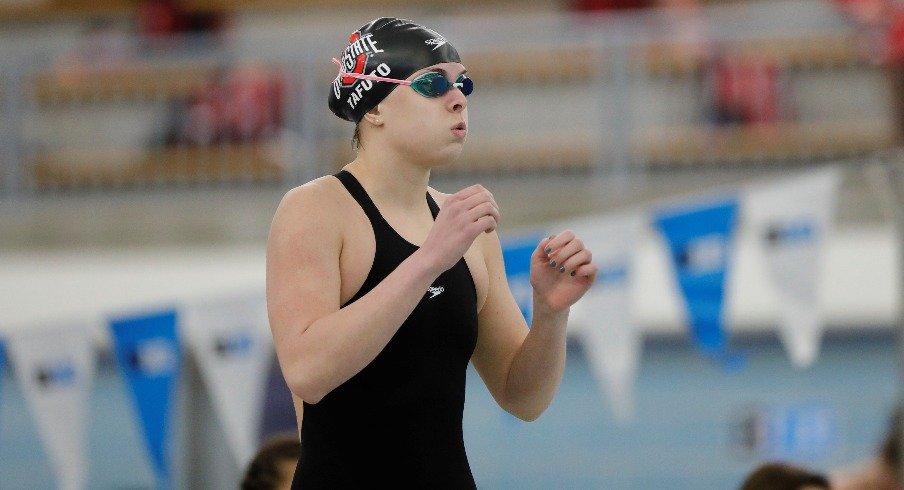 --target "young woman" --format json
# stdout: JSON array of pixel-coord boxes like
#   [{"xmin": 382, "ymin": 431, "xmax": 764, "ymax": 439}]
[{"xmin": 266, "ymin": 17, "xmax": 598, "ymax": 488}]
